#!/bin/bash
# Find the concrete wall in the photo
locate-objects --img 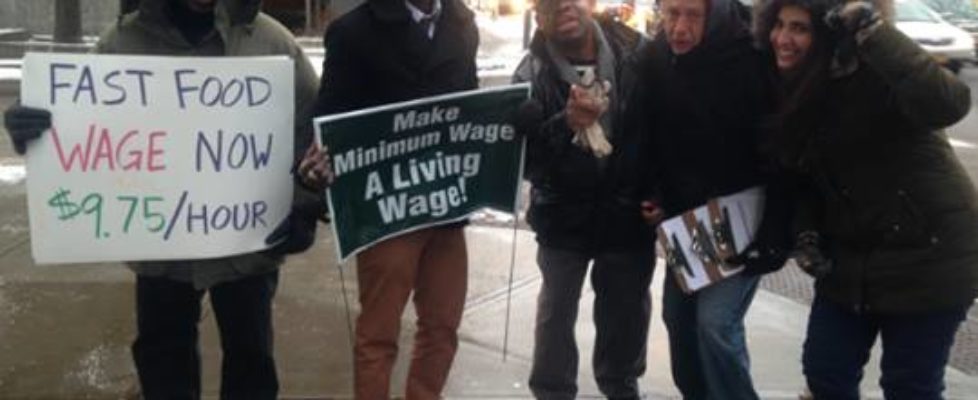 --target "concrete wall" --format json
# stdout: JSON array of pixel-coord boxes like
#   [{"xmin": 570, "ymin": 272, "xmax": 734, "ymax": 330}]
[{"xmin": 0, "ymin": 0, "xmax": 119, "ymax": 37}]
